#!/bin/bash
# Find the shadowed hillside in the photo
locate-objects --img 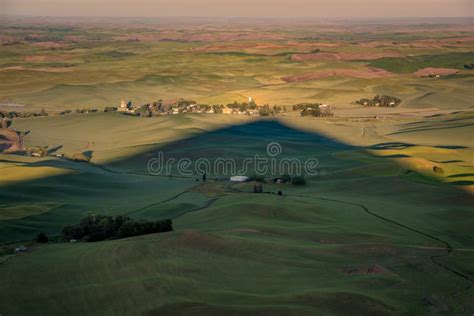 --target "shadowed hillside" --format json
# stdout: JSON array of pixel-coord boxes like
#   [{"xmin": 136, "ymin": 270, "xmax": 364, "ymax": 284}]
[{"xmin": 0, "ymin": 117, "xmax": 473, "ymax": 315}]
